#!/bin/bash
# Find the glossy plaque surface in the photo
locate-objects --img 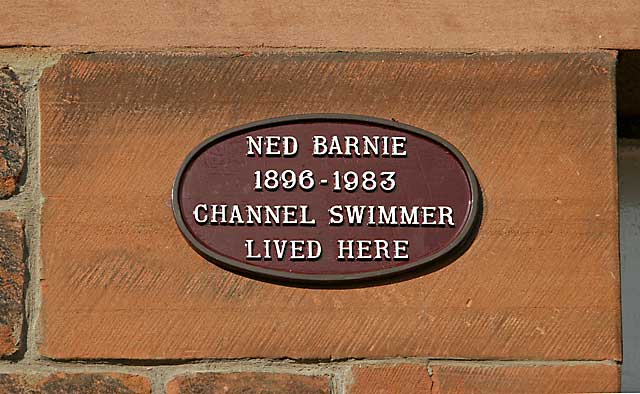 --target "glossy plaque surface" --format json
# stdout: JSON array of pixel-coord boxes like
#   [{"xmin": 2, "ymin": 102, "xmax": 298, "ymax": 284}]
[{"xmin": 173, "ymin": 114, "xmax": 480, "ymax": 283}]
